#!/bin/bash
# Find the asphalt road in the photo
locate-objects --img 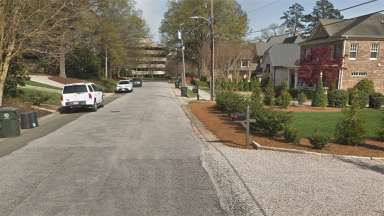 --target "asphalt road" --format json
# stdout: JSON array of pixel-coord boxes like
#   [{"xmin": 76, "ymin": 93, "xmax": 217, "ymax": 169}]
[{"xmin": 0, "ymin": 82, "xmax": 223, "ymax": 216}]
